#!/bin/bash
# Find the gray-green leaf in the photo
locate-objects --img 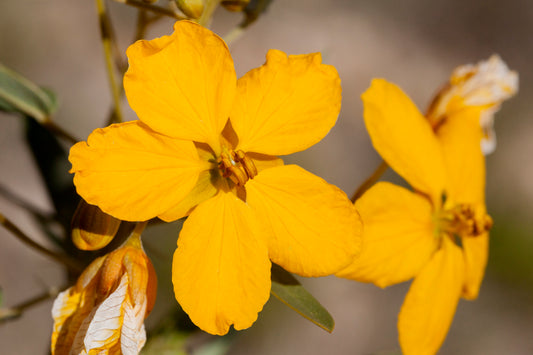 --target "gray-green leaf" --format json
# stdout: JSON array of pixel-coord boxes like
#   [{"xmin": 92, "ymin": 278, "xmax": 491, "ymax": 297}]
[
  {"xmin": 270, "ymin": 264, "xmax": 335, "ymax": 332},
  {"xmin": 0, "ymin": 63, "xmax": 58, "ymax": 121}
]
